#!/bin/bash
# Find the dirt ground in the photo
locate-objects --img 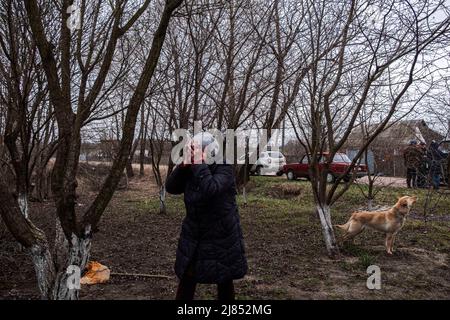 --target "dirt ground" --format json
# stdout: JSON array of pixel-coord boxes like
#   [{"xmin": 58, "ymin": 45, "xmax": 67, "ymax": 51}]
[
  {"xmin": 356, "ymin": 176, "xmax": 407, "ymax": 188},
  {"xmin": 1, "ymin": 166, "xmax": 450, "ymax": 300}
]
